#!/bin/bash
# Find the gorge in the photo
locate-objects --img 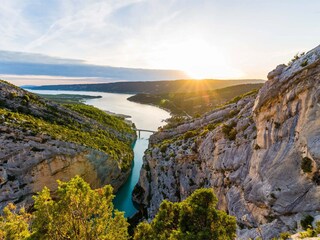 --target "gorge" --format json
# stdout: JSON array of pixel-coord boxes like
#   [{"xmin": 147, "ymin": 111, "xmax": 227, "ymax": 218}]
[
  {"xmin": 28, "ymin": 89, "xmax": 171, "ymax": 217},
  {"xmin": 1, "ymin": 45, "xmax": 320, "ymax": 239},
  {"xmin": 0, "ymin": 83, "xmax": 137, "ymax": 212},
  {"xmin": 133, "ymin": 45, "xmax": 320, "ymax": 239}
]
